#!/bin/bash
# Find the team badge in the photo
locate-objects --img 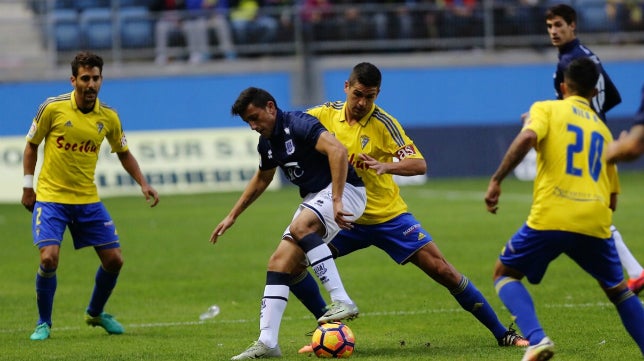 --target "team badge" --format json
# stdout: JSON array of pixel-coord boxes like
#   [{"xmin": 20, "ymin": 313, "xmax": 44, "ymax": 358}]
[
  {"xmin": 360, "ymin": 135, "xmax": 369, "ymax": 149},
  {"xmin": 284, "ymin": 127, "xmax": 290, "ymax": 135},
  {"xmin": 285, "ymin": 139, "xmax": 295, "ymax": 155},
  {"xmin": 64, "ymin": 120, "xmax": 73, "ymax": 127},
  {"xmin": 97, "ymin": 122, "xmax": 104, "ymax": 134}
]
